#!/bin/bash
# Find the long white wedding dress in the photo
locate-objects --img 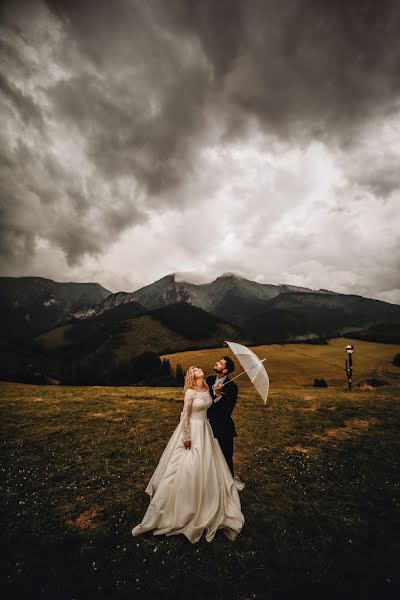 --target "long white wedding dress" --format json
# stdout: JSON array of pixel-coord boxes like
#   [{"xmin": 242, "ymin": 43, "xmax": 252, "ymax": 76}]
[{"xmin": 131, "ymin": 387, "xmax": 245, "ymax": 543}]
